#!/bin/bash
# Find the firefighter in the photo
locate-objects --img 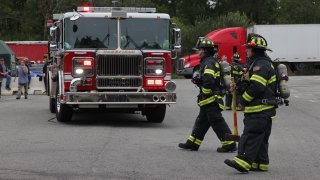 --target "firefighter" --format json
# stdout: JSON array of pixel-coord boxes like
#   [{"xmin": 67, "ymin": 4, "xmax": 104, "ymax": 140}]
[
  {"xmin": 224, "ymin": 34, "xmax": 277, "ymax": 173},
  {"xmin": 178, "ymin": 38, "xmax": 236, "ymax": 153},
  {"xmin": 225, "ymin": 53, "xmax": 244, "ymax": 110}
]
